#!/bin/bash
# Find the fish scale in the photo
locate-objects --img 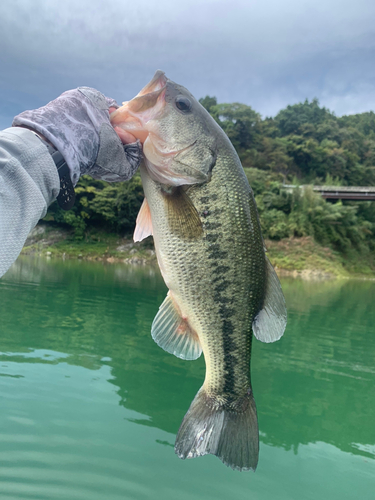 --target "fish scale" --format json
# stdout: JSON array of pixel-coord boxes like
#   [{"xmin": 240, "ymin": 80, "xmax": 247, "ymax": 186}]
[{"xmin": 142, "ymin": 143, "xmax": 265, "ymax": 400}]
